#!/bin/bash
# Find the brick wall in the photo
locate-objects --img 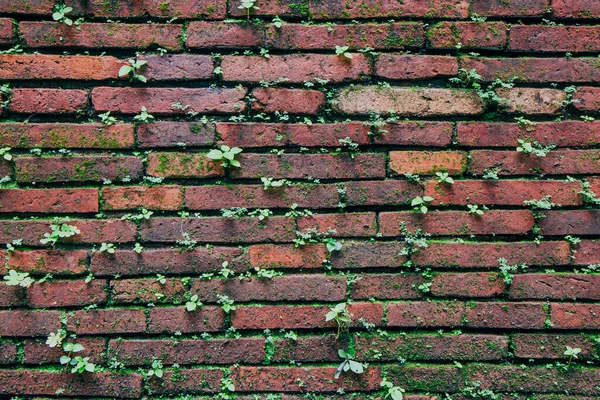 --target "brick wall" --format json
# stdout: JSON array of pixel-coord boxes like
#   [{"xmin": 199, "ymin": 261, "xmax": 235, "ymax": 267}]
[{"xmin": 1, "ymin": 0, "xmax": 600, "ymax": 398}]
